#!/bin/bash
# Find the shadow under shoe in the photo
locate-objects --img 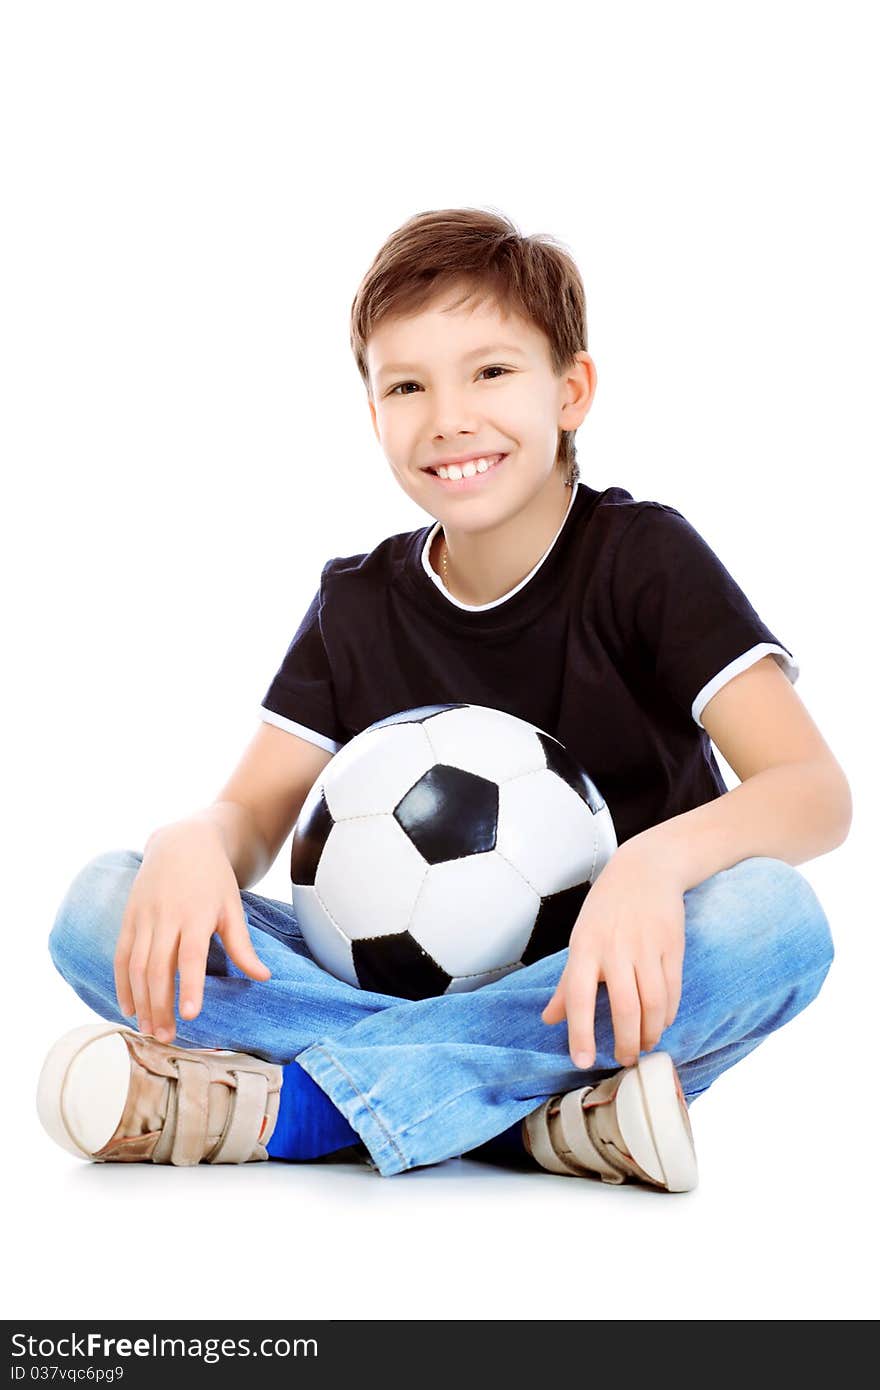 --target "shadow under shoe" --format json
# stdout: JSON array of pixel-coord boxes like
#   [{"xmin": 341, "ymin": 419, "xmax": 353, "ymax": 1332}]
[
  {"xmin": 523, "ymin": 1050, "xmax": 698, "ymax": 1193},
  {"xmin": 37, "ymin": 1023, "xmax": 282, "ymax": 1165}
]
